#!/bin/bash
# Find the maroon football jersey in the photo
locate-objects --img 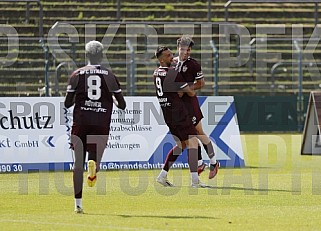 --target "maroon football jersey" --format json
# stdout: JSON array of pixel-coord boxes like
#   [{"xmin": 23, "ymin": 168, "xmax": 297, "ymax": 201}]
[
  {"xmin": 153, "ymin": 66, "xmax": 190, "ymax": 125},
  {"xmin": 176, "ymin": 57, "xmax": 203, "ymax": 84},
  {"xmin": 67, "ymin": 65, "xmax": 121, "ymax": 127},
  {"xmin": 176, "ymin": 57, "xmax": 204, "ymax": 125}
]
